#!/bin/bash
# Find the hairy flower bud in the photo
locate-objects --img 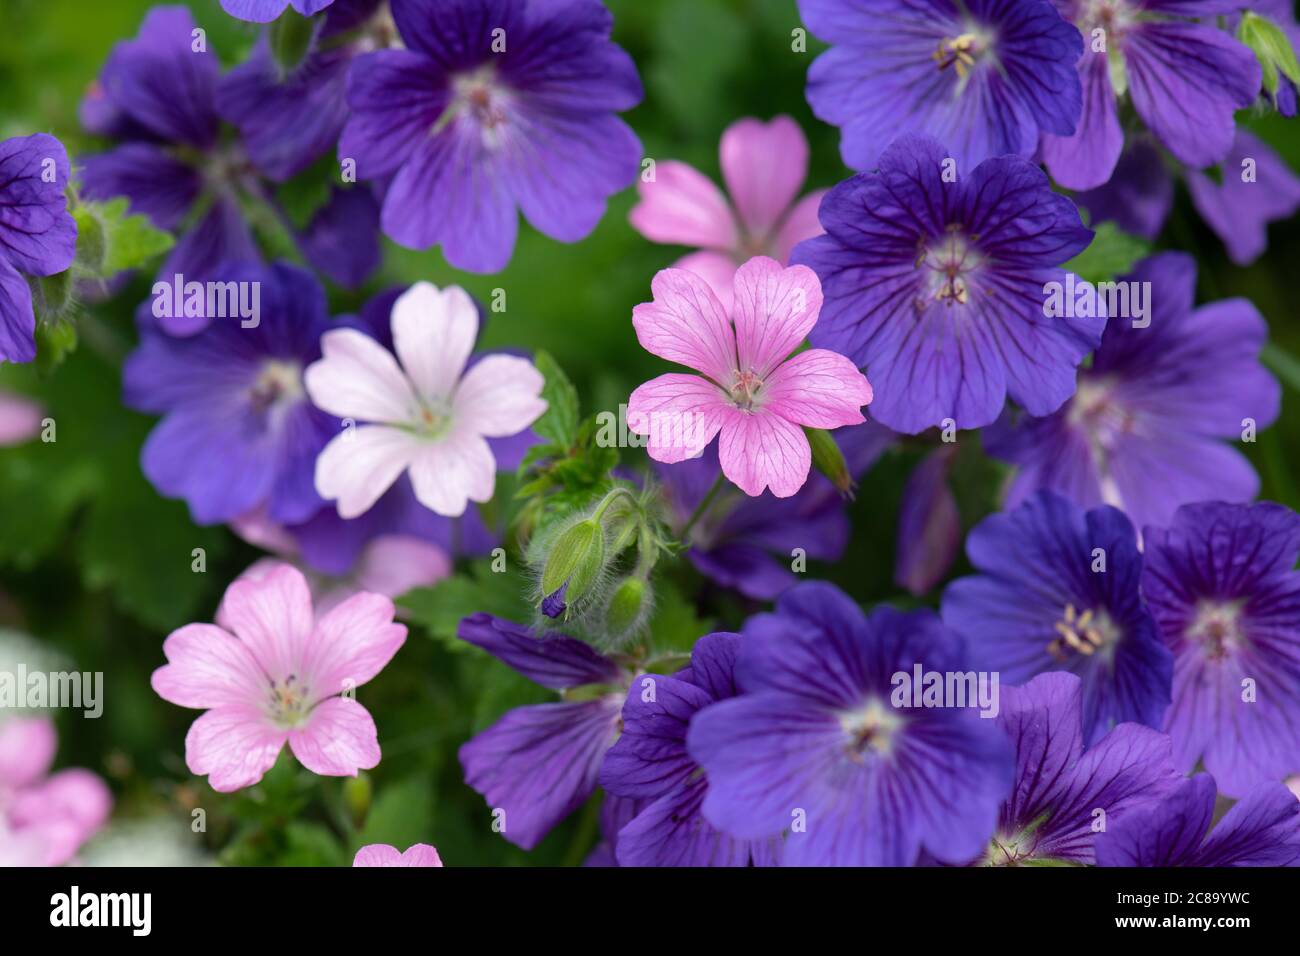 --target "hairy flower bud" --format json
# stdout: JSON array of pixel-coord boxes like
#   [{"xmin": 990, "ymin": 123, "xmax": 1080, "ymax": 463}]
[{"xmin": 539, "ymin": 518, "xmax": 606, "ymax": 619}]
